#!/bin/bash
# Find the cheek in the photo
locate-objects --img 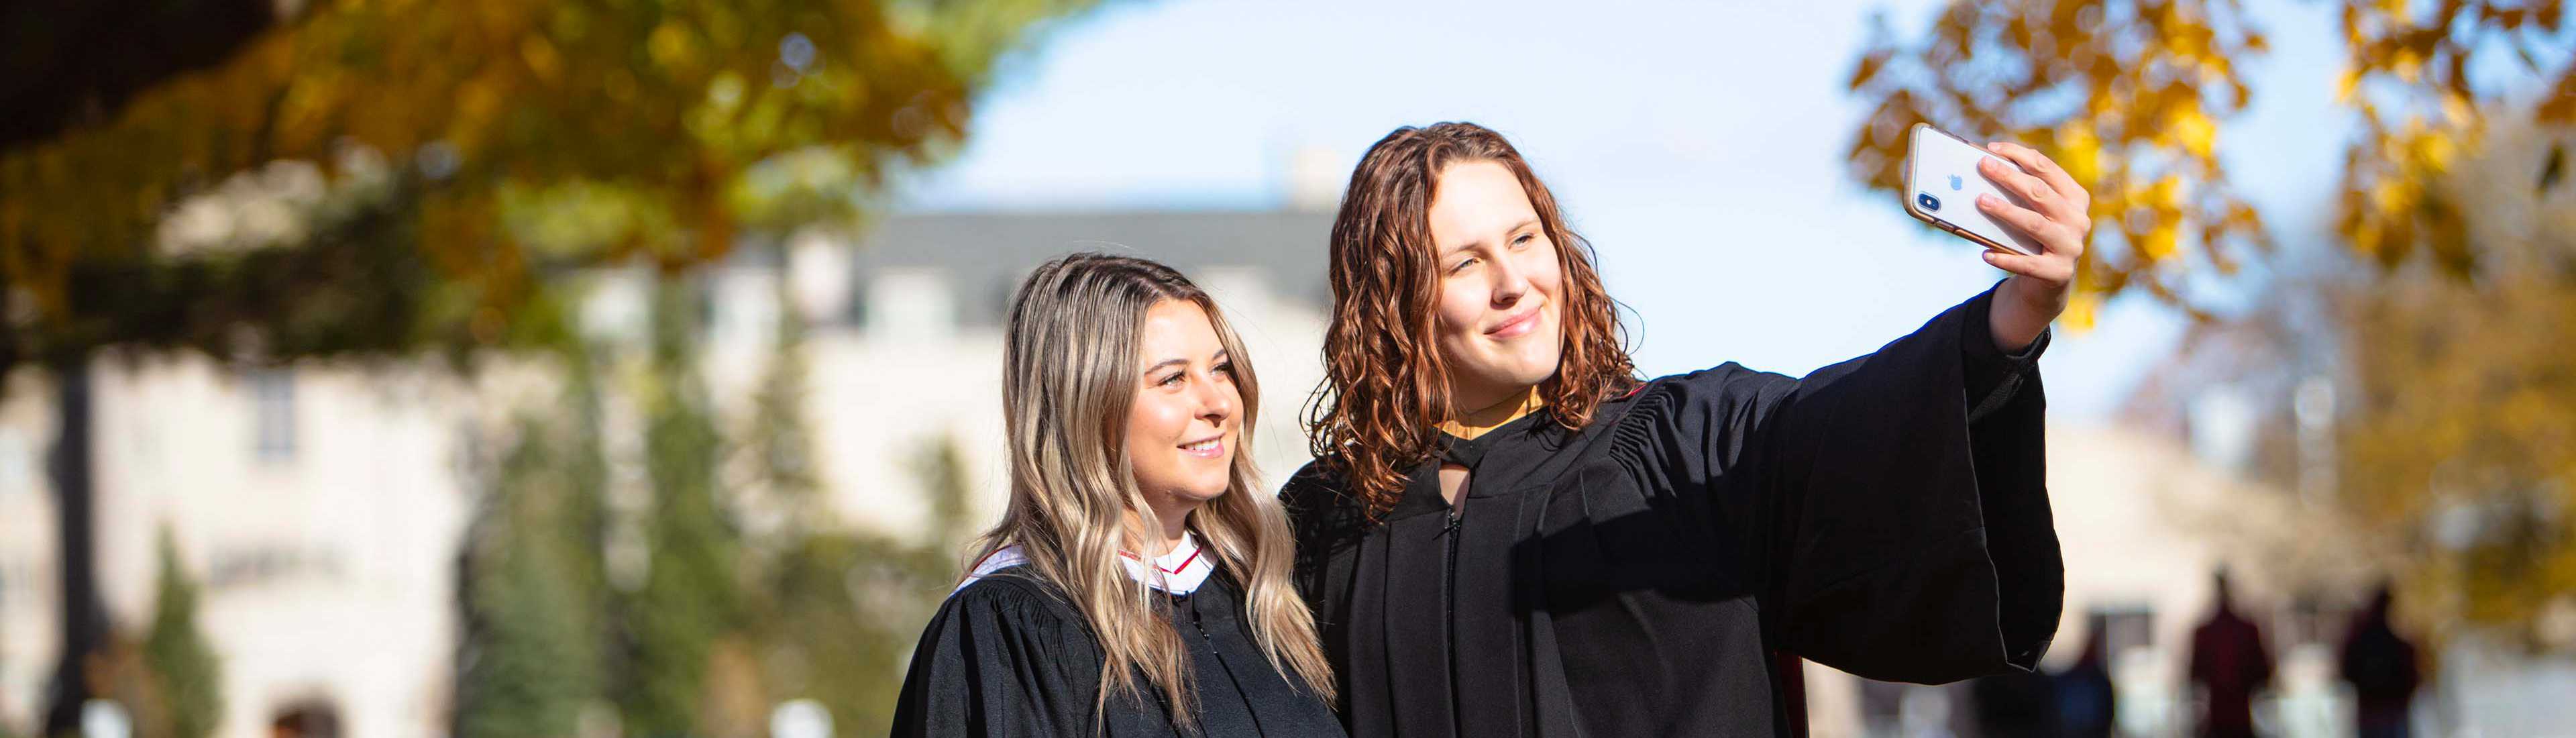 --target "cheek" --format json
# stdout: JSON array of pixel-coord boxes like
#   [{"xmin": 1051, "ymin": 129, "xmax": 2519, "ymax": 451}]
[
  {"xmin": 1529, "ymin": 250, "xmax": 1567, "ymax": 303},
  {"xmin": 1529, "ymin": 258, "xmax": 1568, "ymax": 331},
  {"xmin": 1126, "ymin": 396, "xmax": 1184, "ymax": 452},
  {"xmin": 1434, "ymin": 282, "xmax": 1485, "ymax": 345}
]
